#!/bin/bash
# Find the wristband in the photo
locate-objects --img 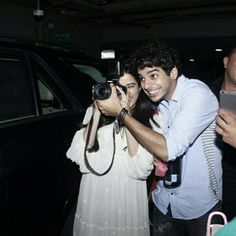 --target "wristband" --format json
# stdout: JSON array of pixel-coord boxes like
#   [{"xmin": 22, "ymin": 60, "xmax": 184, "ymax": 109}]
[{"xmin": 118, "ymin": 108, "xmax": 128, "ymax": 125}]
